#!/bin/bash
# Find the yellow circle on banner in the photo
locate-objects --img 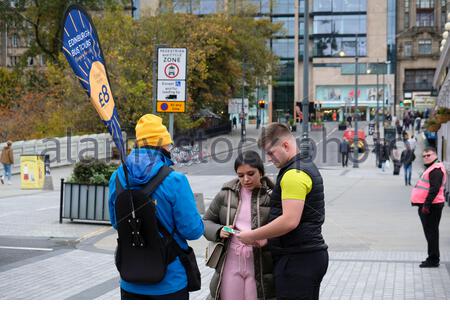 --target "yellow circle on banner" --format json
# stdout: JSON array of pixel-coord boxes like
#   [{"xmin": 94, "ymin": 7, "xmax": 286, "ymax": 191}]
[{"xmin": 89, "ymin": 61, "xmax": 115, "ymax": 121}]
